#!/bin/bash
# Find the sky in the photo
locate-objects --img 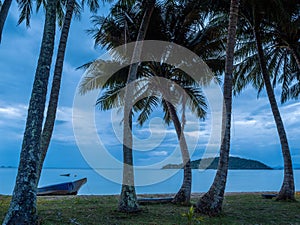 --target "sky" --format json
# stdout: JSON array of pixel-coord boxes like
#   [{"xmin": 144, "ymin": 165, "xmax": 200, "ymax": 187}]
[{"xmin": 0, "ymin": 1, "xmax": 299, "ymax": 170}]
